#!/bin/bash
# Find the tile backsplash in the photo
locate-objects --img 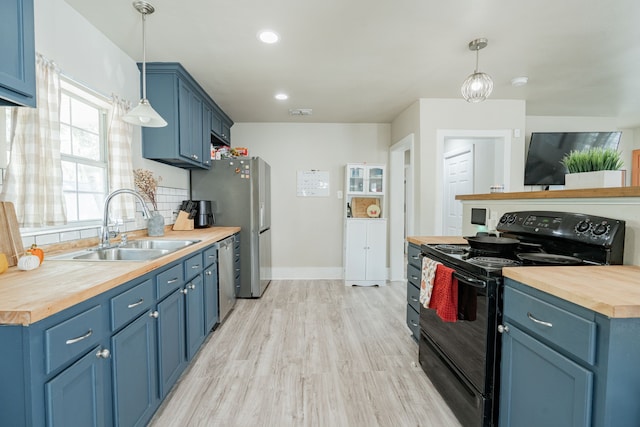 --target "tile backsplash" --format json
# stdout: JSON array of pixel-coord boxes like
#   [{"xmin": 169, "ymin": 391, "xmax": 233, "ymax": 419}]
[{"xmin": 20, "ymin": 186, "xmax": 189, "ymax": 248}]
